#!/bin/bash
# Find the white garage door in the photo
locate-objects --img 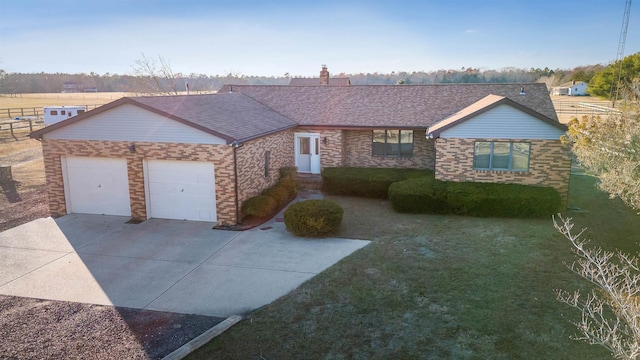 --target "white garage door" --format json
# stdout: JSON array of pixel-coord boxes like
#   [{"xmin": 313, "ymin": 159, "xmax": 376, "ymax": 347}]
[
  {"xmin": 63, "ymin": 156, "xmax": 131, "ymax": 216},
  {"xmin": 146, "ymin": 160, "xmax": 217, "ymax": 222}
]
